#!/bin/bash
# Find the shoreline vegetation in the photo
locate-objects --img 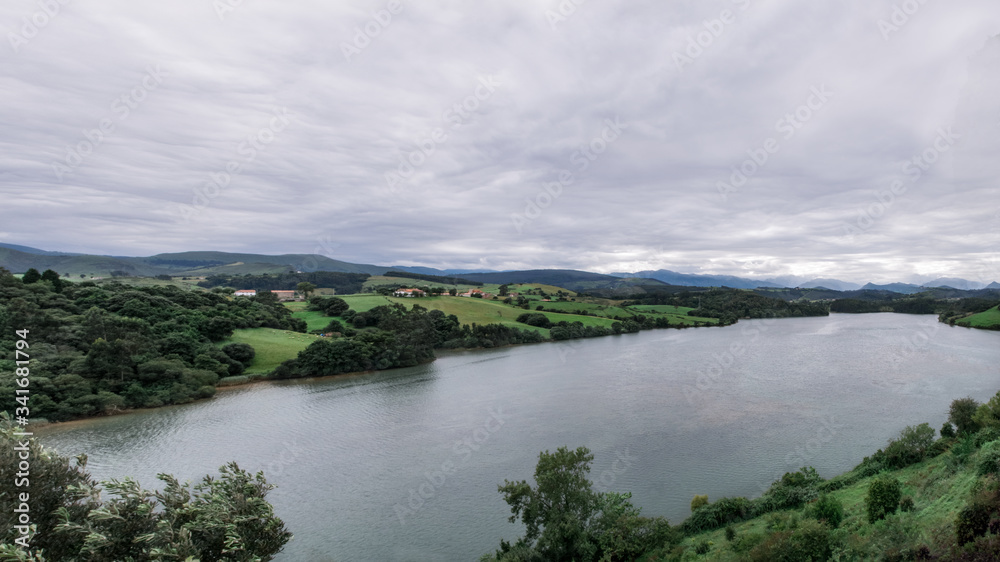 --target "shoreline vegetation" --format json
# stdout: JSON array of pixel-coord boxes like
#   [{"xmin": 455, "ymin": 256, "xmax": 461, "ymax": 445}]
[
  {"xmin": 2, "ymin": 267, "xmax": 997, "ymax": 427},
  {"xmin": 477, "ymin": 391, "xmax": 1000, "ymax": 561},
  {"xmin": 4, "ymin": 268, "xmax": 1000, "ymax": 559}
]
